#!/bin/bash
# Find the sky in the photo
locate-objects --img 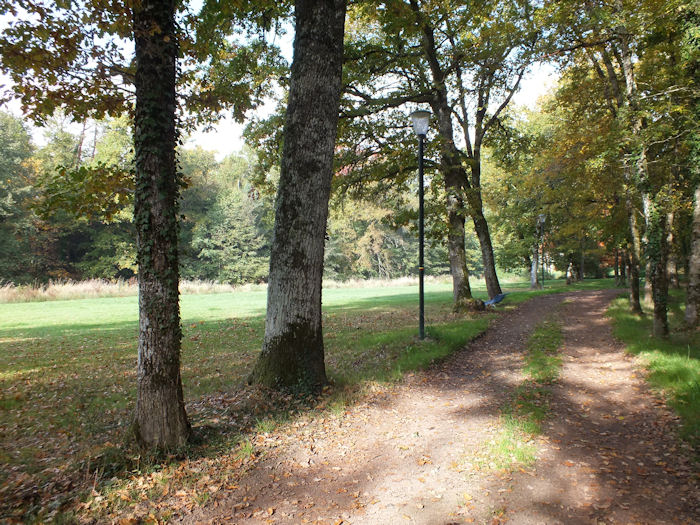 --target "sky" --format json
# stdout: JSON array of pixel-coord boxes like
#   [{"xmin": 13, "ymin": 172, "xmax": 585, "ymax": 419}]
[
  {"xmin": 1, "ymin": 63, "xmax": 559, "ymax": 160},
  {"xmin": 185, "ymin": 62, "xmax": 559, "ymax": 159}
]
